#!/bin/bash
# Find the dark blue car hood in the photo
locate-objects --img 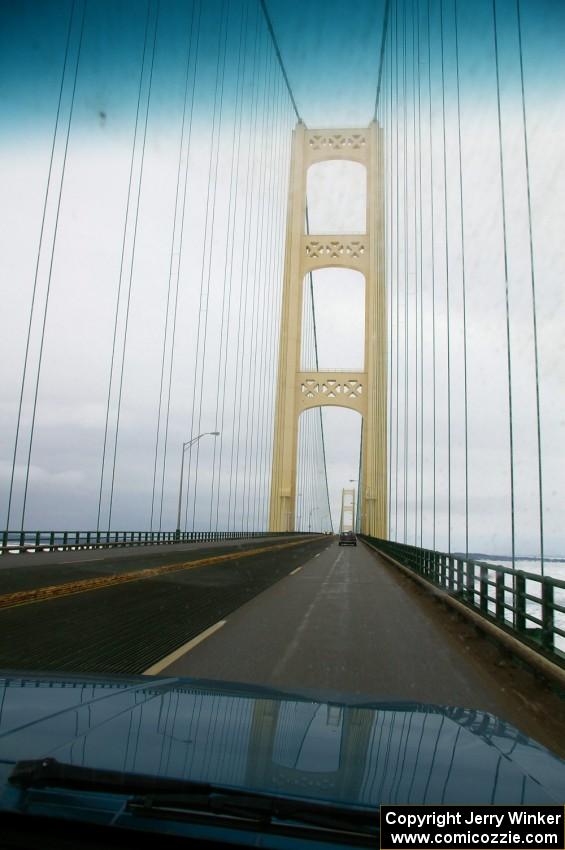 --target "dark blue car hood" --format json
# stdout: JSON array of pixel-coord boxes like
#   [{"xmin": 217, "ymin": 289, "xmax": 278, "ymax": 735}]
[{"xmin": 0, "ymin": 672, "xmax": 563, "ymax": 809}]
